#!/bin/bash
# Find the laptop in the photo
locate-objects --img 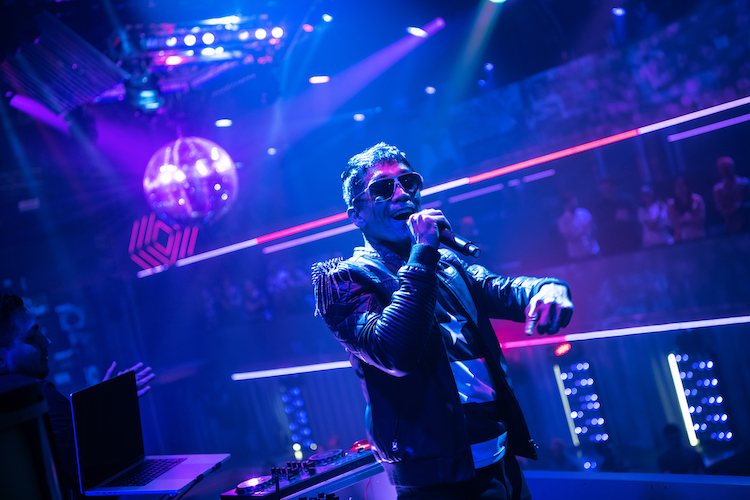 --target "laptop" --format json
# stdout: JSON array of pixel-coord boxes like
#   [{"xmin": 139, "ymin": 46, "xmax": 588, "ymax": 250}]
[{"xmin": 70, "ymin": 370, "xmax": 230, "ymax": 496}]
